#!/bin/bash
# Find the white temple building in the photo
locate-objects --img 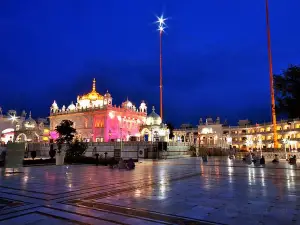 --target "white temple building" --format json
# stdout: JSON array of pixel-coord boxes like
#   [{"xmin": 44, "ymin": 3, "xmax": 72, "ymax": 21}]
[{"xmin": 140, "ymin": 106, "xmax": 170, "ymax": 142}]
